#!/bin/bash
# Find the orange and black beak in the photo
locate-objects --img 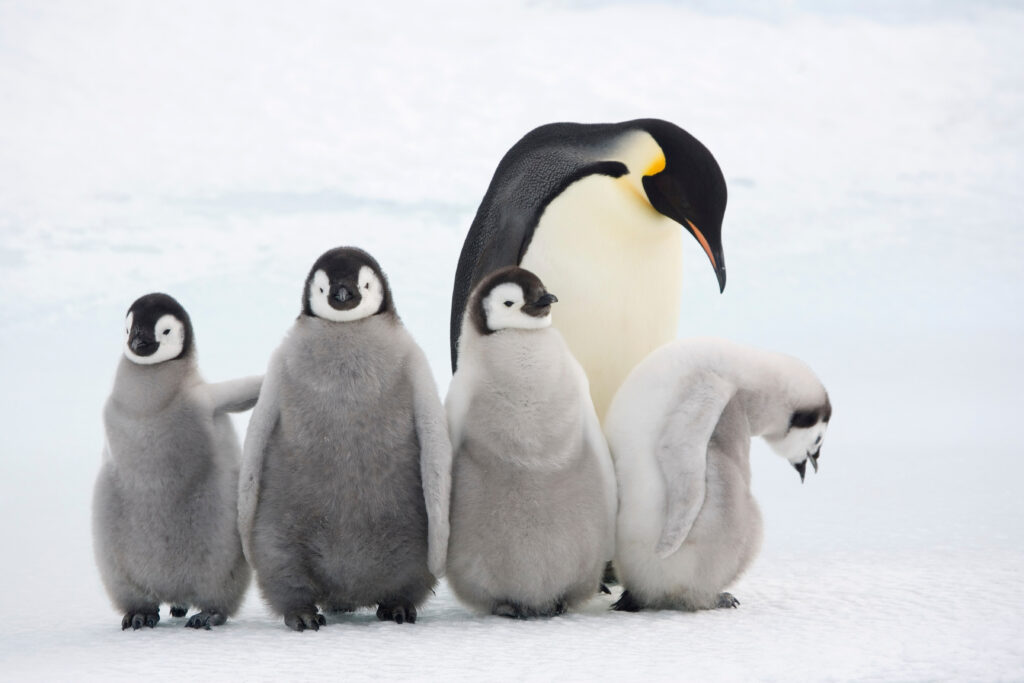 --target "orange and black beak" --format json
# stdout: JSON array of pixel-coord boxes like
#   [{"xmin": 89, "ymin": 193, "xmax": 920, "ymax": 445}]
[{"xmin": 642, "ymin": 171, "xmax": 727, "ymax": 293}]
